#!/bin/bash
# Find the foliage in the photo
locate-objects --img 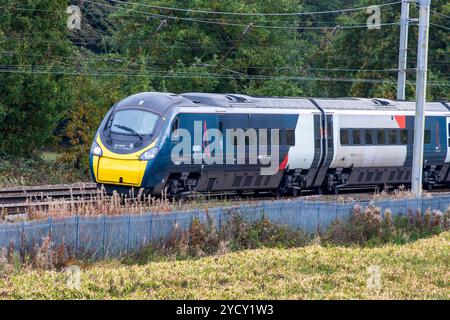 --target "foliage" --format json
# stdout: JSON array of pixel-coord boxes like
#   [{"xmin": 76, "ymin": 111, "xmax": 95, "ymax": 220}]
[
  {"xmin": 323, "ymin": 204, "xmax": 450, "ymax": 246},
  {"xmin": 310, "ymin": 0, "xmax": 449, "ymax": 100},
  {"xmin": 0, "ymin": 0, "xmax": 74, "ymax": 157},
  {"xmin": 128, "ymin": 213, "xmax": 311, "ymax": 263},
  {"xmin": 0, "ymin": 155, "xmax": 87, "ymax": 187}
]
